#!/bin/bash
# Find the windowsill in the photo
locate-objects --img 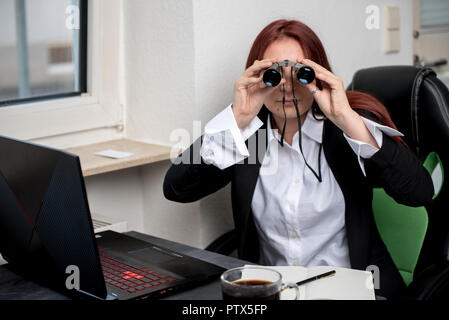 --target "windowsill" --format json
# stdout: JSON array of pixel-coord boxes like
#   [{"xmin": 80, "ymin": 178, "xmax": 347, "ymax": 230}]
[{"xmin": 65, "ymin": 139, "xmax": 180, "ymax": 176}]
